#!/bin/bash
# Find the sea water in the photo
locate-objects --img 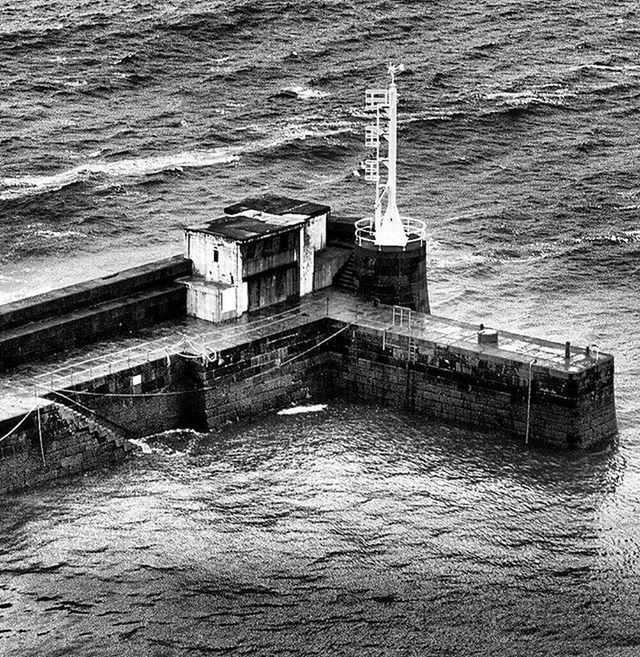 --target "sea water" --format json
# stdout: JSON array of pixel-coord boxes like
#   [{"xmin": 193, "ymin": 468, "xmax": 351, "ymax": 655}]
[{"xmin": 2, "ymin": 1, "xmax": 640, "ymax": 654}]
